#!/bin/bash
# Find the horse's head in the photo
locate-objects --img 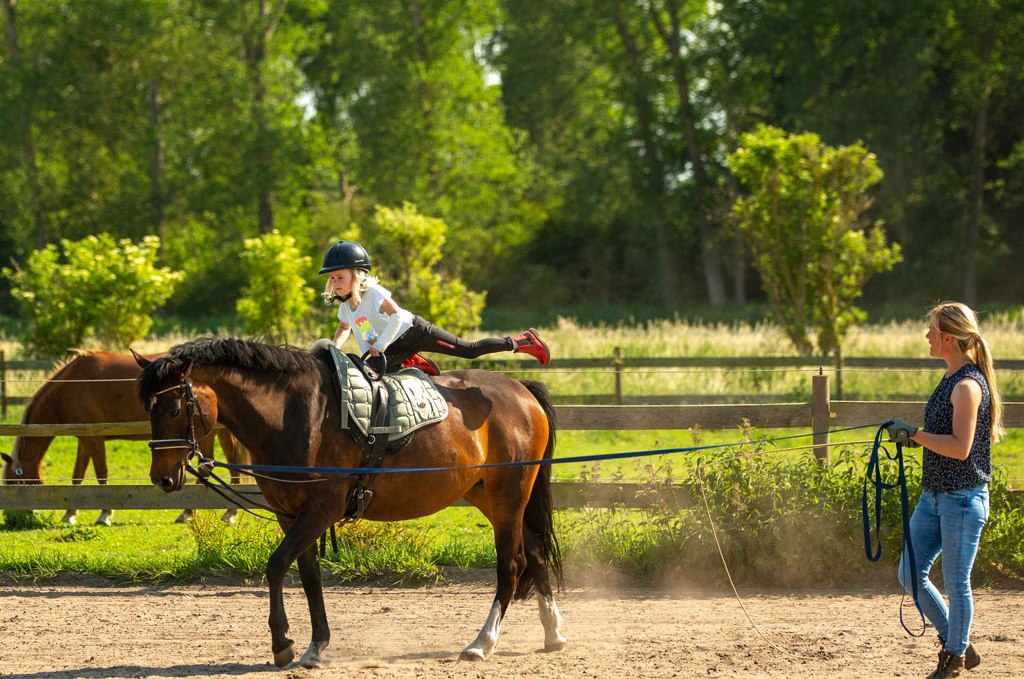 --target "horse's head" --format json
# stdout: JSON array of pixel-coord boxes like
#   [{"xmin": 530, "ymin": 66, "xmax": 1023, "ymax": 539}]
[
  {"xmin": 135, "ymin": 352, "xmax": 218, "ymax": 493},
  {"xmin": 2, "ymin": 443, "xmax": 42, "ymax": 486}
]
